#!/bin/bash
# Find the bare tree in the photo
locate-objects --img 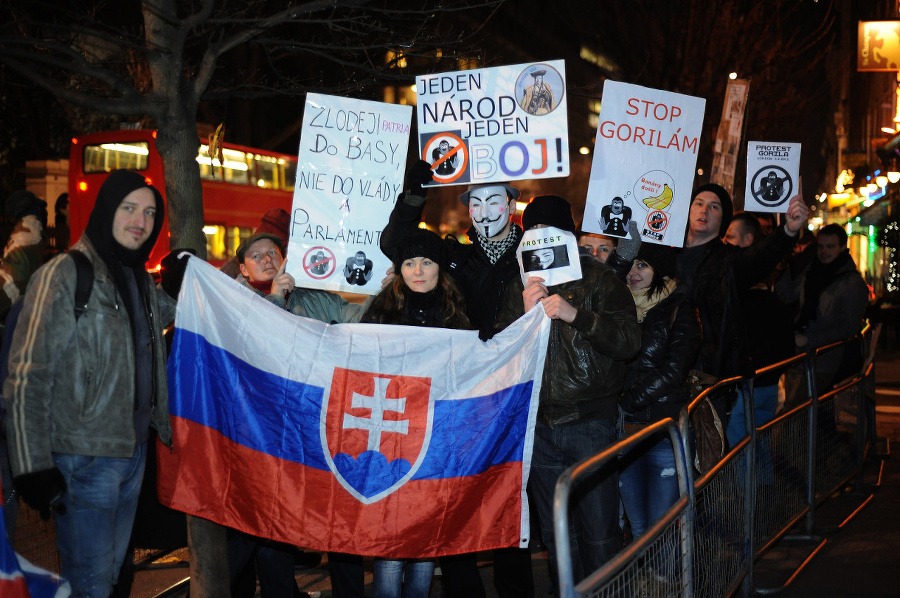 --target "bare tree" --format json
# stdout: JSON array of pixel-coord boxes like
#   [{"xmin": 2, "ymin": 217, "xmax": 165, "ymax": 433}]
[
  {"xmin": 1, "ymin": 2, "xmax": 503, "ymax": 595},
  {"xmin": 0, "ymin": 0, "xmax": 503, "ymax": 258}
]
